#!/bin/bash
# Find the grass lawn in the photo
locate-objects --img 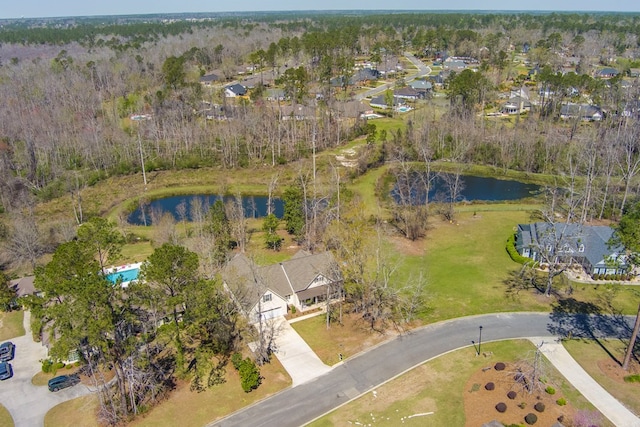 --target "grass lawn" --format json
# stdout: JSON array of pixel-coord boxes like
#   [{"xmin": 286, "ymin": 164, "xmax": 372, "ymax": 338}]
[
  {"xmin": 309, "ymin": 339, "xmax": 600, "ymax": 427},
  {"xmin": 0, "ymin": 404, "xmax": 13, "ymax": 427},
  {"xmin": 130, "ymin": 357, "xmax": 291, "ymax": 427},
  {"xmin": 292, "ymin": 313, "xmax": 393, "ymax": 365},
  {"xmin": 45, "ymin": 356, "xmax": 291, "ymax": 427},
  {"xmin": 44, "ymin": 395, "xmax": 99, "ymax": 427},
  {"xmin": 401, "ymin": 208, "xmax": 549, "ymax": 322},
  {"xmin": 0, "ymin": 310, "xmax": 25, "ymax": 341},
  {"xmin": 563, "ymin": 338, "xmax": 640, "ymax": 415}
]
